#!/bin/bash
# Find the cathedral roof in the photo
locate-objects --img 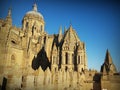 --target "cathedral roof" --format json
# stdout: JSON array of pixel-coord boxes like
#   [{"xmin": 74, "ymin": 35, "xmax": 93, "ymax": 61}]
[
  {"xmin": 25, "ymin": 3, "xmax": 43, "ymax": 19},
  {"xmin": 64, "ymin": 25, "xmax": 80, "ymax": 42}
]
